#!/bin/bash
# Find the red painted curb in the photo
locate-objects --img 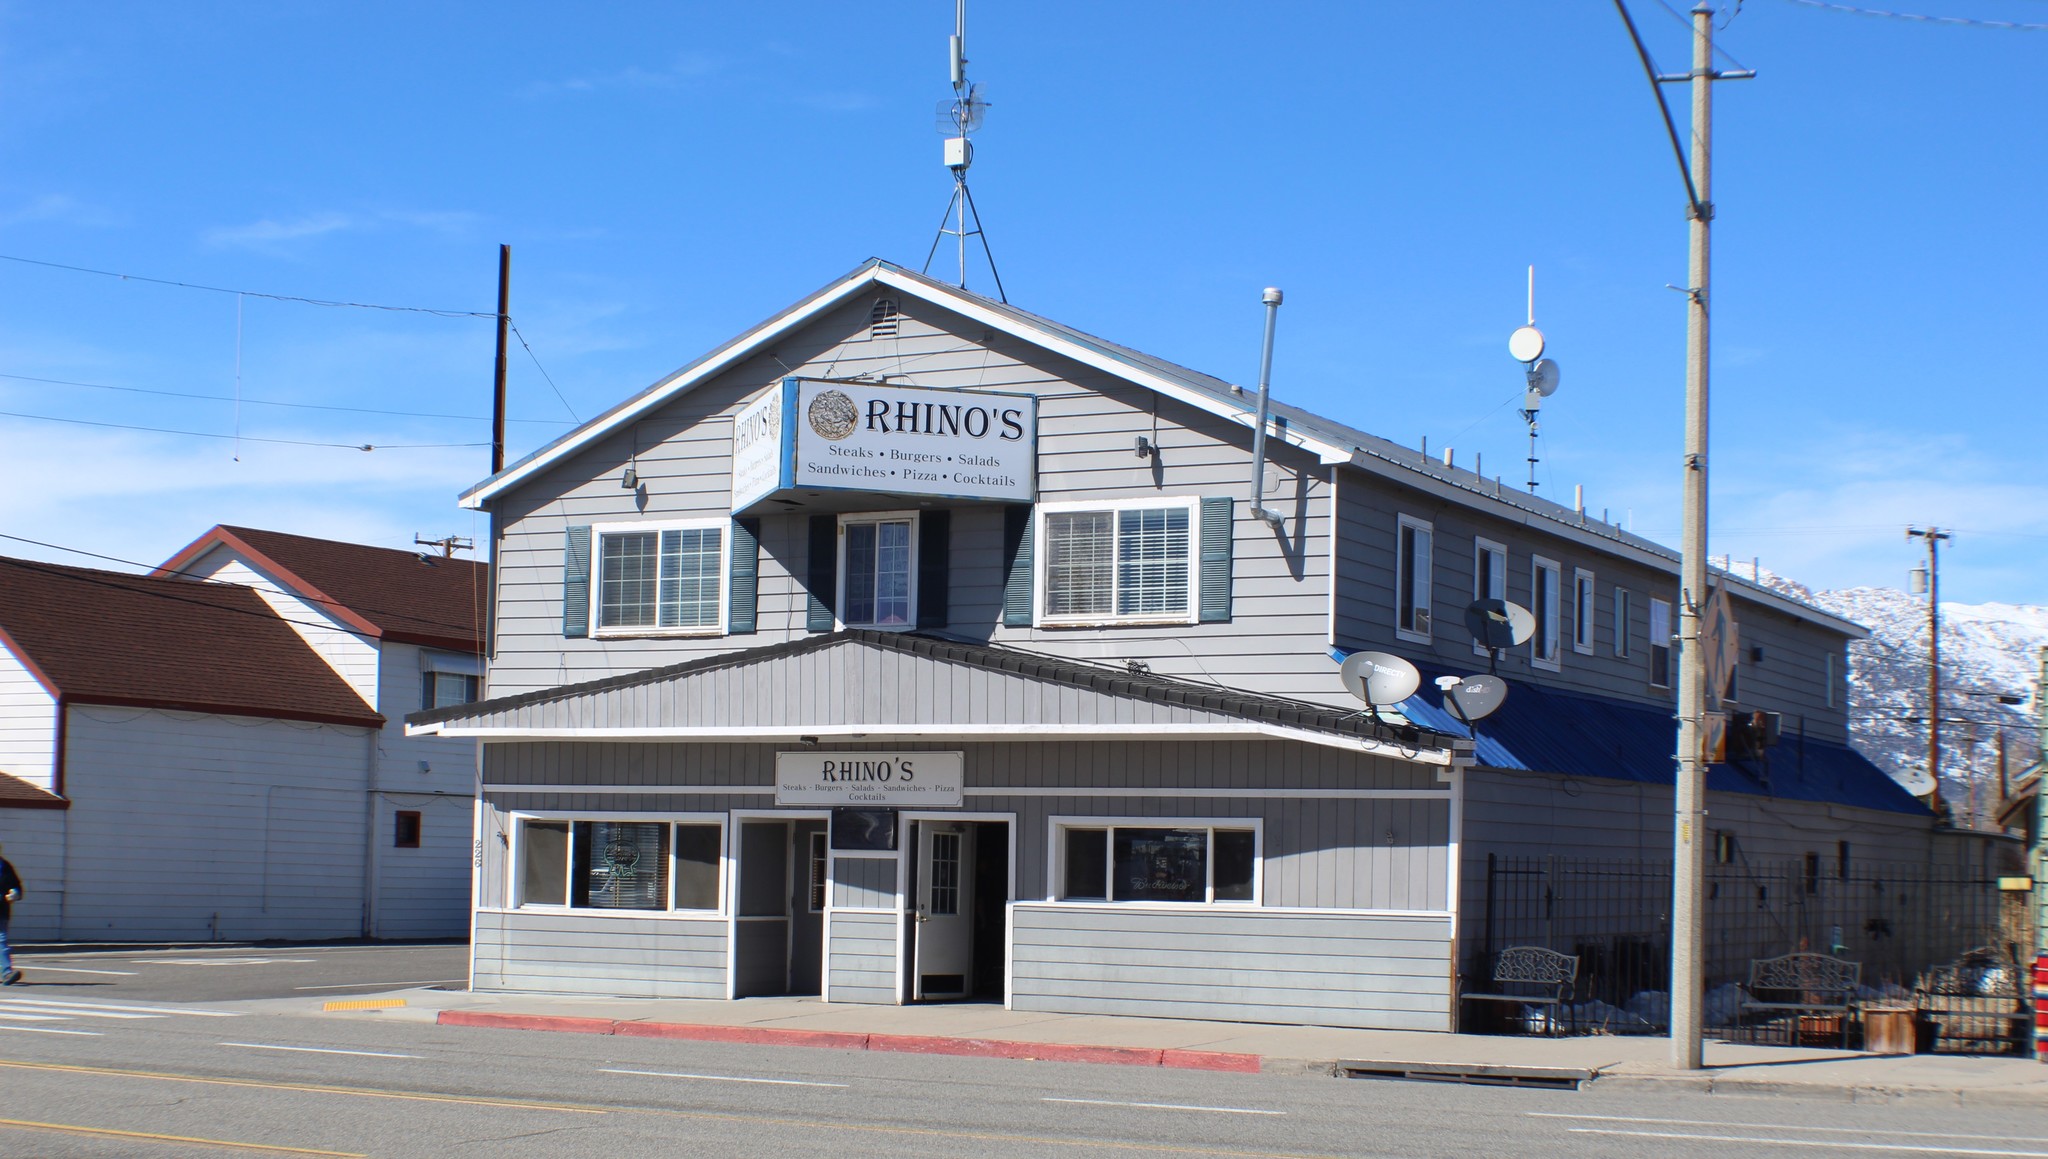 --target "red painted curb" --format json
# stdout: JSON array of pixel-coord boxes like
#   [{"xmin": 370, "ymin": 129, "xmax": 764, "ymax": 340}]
[
  {"xmin": 438, "ymin": 1010, "xmax": 617, "ymax": 1036},
  {"xmin": 1161, "ymin": 1049, "xmax": 1263, "ymax": 1073},
  {"xmin": 614, "ymin": 1021, "xmax": 870, "ymax": 1052},
  {"xmin": 867, "ymin": 1033, "xmax": 1163, "ymax": 1067}
]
